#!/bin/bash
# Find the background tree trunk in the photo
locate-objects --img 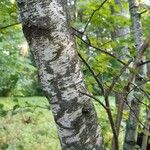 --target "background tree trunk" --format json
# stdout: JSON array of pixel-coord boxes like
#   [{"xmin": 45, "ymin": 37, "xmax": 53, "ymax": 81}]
[
  {"xmin": 110, "ymin": 1, "xmax": 130, "ymax": 149},
  {"xmin": 123, "ymin": 0, "xmax": 144, "ymax": 149},
  {"xmin": 141, "ymin": 109, "xmax": 150, "ymax": 150},
  {"xmin": 16, "ymin": 0, "xmax": 104, "ymax": 149},
  {"xmin": 141, "ymin": 61, "xmax": 150, "ymax": 150}
]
